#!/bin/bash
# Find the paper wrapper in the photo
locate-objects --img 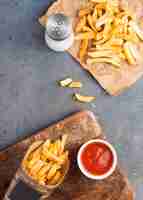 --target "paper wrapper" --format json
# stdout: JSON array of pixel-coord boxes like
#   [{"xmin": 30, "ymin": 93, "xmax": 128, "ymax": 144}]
[{"xmin": 39, "ymin": 0, "xmax": 143, "ymax": 96}]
